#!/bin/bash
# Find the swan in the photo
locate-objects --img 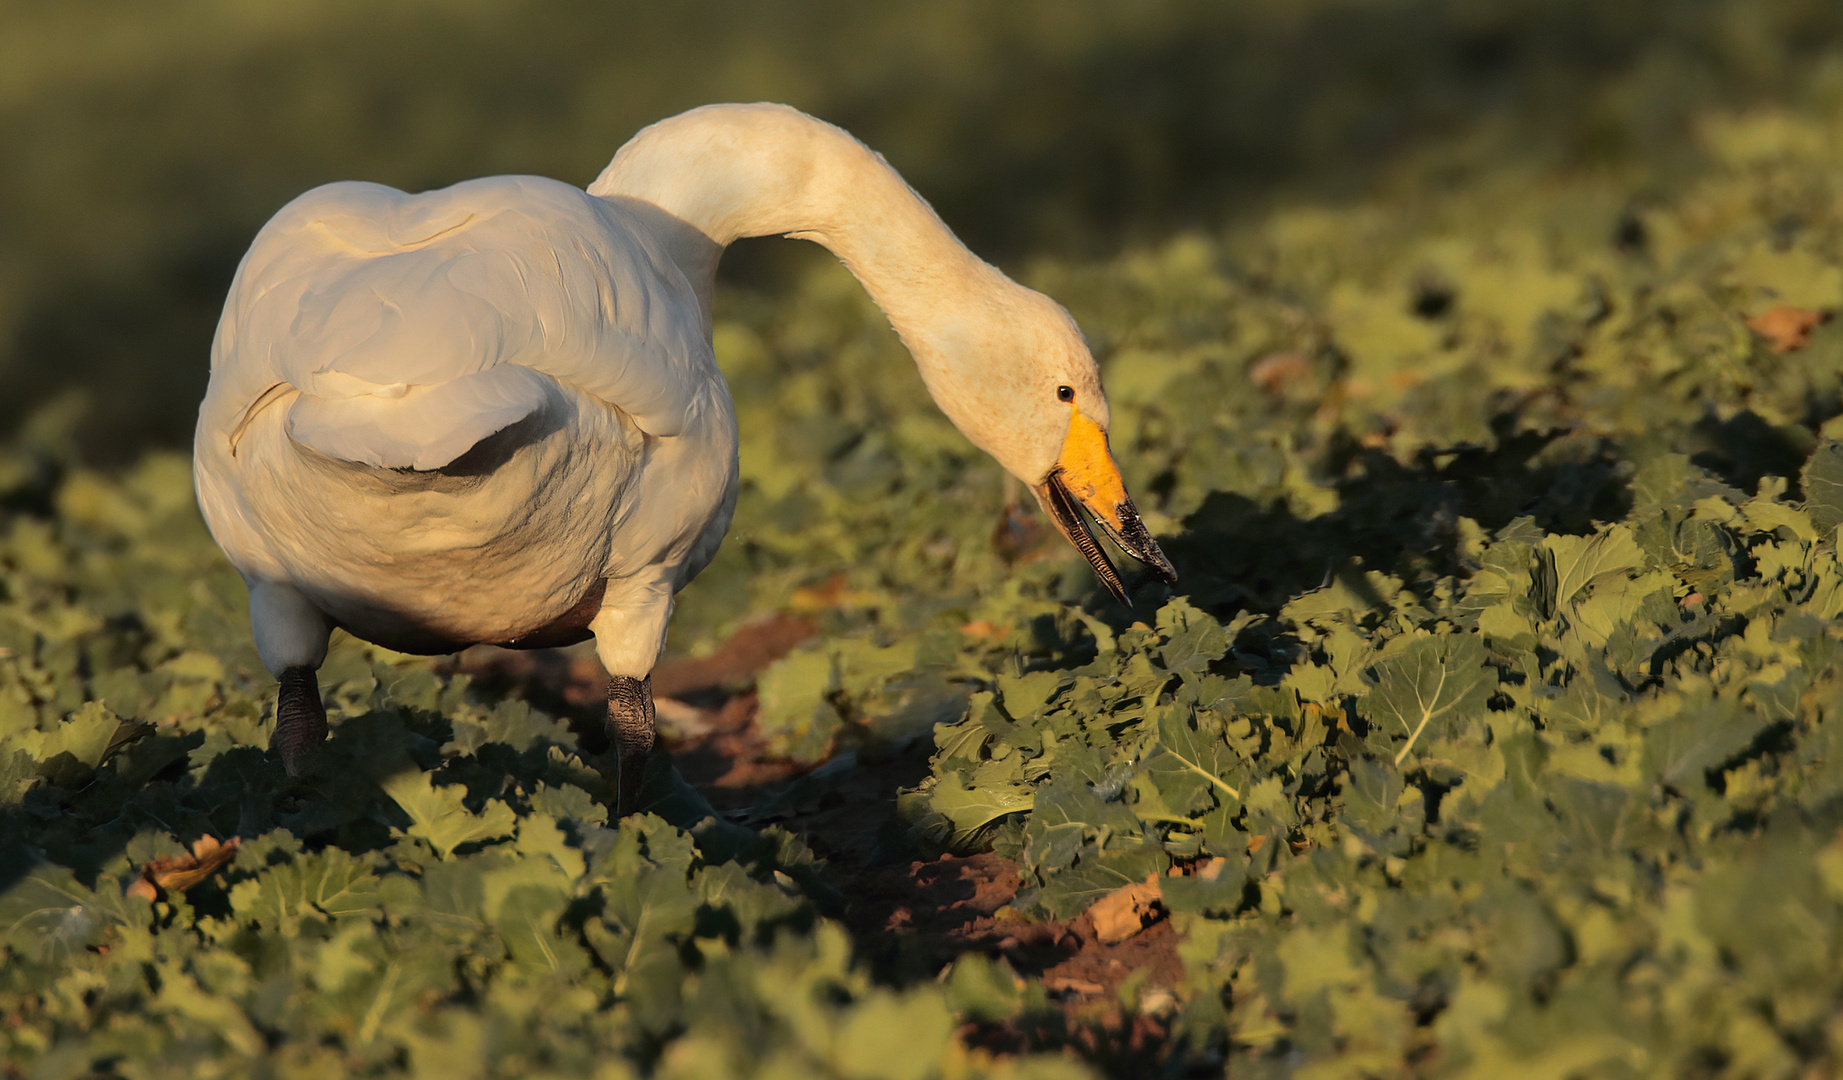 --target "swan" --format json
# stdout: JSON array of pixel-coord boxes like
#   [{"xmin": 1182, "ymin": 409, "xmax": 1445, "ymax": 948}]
[{"xmin": 193, "ymin": 103, "xmax": 1176, "ymax": 811}]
